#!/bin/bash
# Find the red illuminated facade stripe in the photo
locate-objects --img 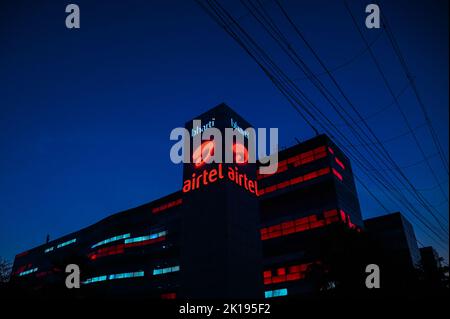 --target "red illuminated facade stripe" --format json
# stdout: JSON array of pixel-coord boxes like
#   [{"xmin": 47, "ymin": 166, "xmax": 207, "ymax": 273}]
[
  {"xmin": 332, "ymin": 168, "xmax": 343, "ymax": 181},
  {"xmin": 257, "ymin": 146, "xmax": 328, "ymax": 180},
  {"xmin": 161, "ymin": 292, "xmax": 177, "ymax": 299},
  {"xmin": 260, "ymin": 209, "xmax": 341, "ymax": 240},
  {"xmin": 88, "ymin": 237, "xmax": 166, "ymax": 260},
  {"xmin": 263, "ymin": 262, "xmax": 318, "ymax": 285},
  {"xmin": 258, "ymin": 167, "xmax": 331, "ymax": 196},
  {"xmin": 334, "ymin": 157, "xmax": 345, "ymax": 170},
  {"xmin": 152, "ymin": 198, "xmax": 183, "ymax": 214}
]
